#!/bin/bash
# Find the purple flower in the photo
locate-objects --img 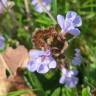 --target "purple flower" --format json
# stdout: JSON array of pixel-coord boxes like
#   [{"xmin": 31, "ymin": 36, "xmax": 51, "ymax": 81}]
[
  {"xmin": 59, "ymin": 68, "xmax": 78, "ymax": 88},
  {"xmin": 32, "ymin": 0, "xmax": 51, "ymax": 13},
  {"xmin": 27, "ymin": 49, "xmax": 57, "ymax": 74},
  {"xmin": 0, "ymin": 0, "xmax": 7, "ymax": 14},
  {"xmin": 57, "ymin": 11, "xmax": 82, "ymax": 36},
  {"xmin": 0, "ymin": 35, "xmax": 5, "ymax": 49},
  {"xmin": 72, "ymin": 48, "xmax": 82, "ymax": 65}
]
